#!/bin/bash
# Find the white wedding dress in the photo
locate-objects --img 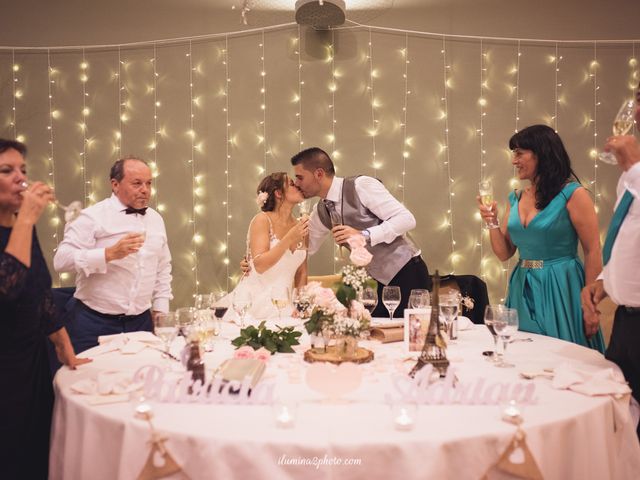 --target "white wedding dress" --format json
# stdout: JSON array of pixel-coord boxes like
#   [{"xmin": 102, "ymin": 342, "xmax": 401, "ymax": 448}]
[{"xmin": 222, "ymin": 213, "xmax": 306, "ymax": 322}]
